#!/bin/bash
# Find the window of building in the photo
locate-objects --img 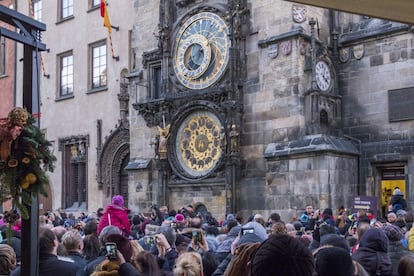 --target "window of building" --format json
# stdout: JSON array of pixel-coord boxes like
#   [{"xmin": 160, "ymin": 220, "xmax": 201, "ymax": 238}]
[
  {"xmin": 91, "ymin": 0, "xmax": 100, "ymax": 8},
  {"xmin": 60, "ymin": 0, "xmax": 74, "ymax": 19},
  {"xmin": 91, "ymin": 41, "xmax": 107, "ymax": 89},
  {"xmin": 32, "ymin": 0, "xmax": 42, "ymax": 21},
  {"xmin": 142, "ymin": 49, "xmax": 162, "ymax": 99},
  {"xmin": 59, "ymin": 52, "xmax": 74, "ymax": 97},
  {"xmin": 0, "ymin": 37, "xmax": 6, "ymax": 76},
  {"xmin": 150, "ymin": 64, "xmax": 162, "ymax": 99},
  {"xmin": 59, "ymin": 136, "xmax": 89, "ymax": 210}
]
